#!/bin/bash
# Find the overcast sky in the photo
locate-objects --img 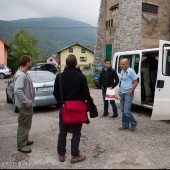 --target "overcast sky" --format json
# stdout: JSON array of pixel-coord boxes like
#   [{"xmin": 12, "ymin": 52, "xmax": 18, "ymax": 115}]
[{"xmin": 0, "ymin": 0, "xmax": 101, "ymax": 26}]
